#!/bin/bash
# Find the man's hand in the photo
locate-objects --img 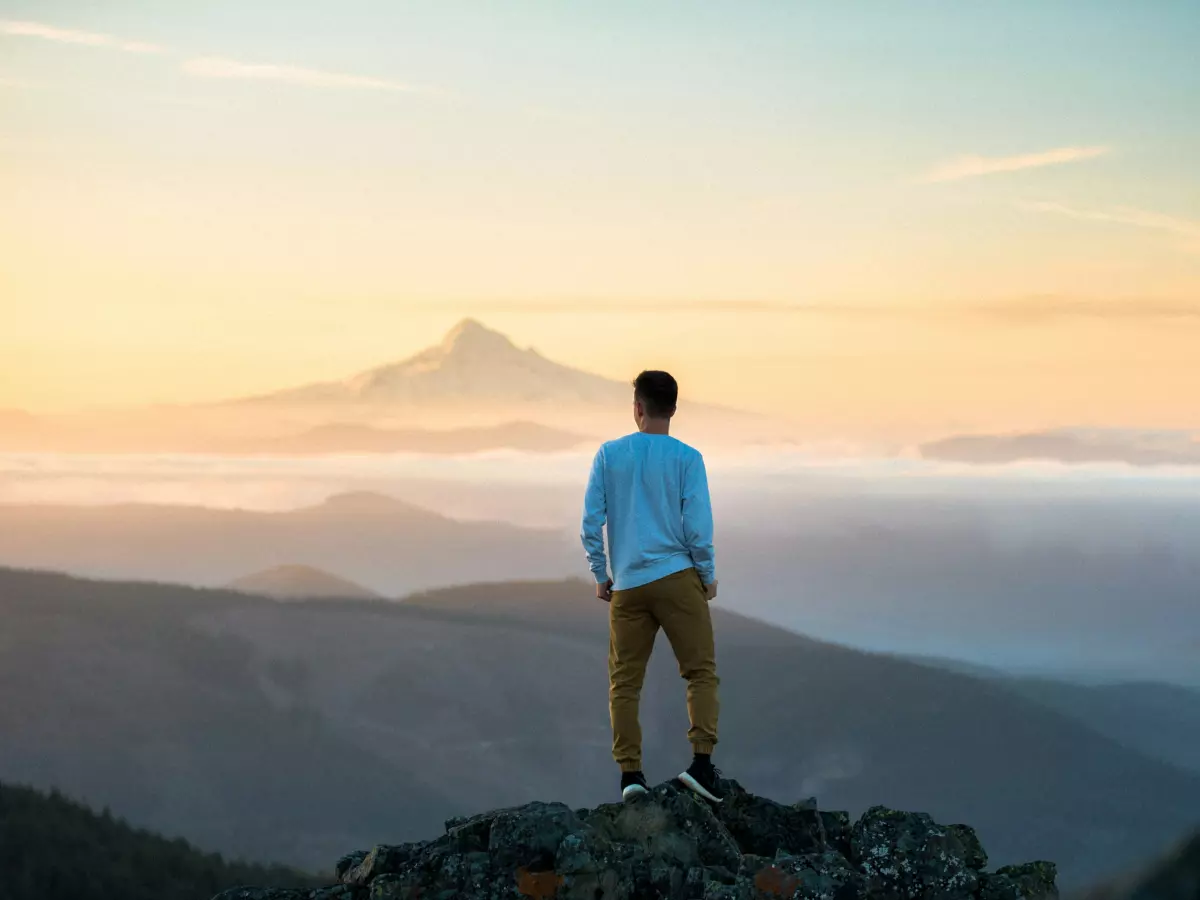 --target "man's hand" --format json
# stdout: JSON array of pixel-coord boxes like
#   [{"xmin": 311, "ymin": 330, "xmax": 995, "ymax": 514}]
[
  {"xmin": 596, "ymin": 580, "xmax": 613, "ymax": 602},
  {"xmin": 704, "ymin": 580, "xmax": 718, "ymax": 602}
]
